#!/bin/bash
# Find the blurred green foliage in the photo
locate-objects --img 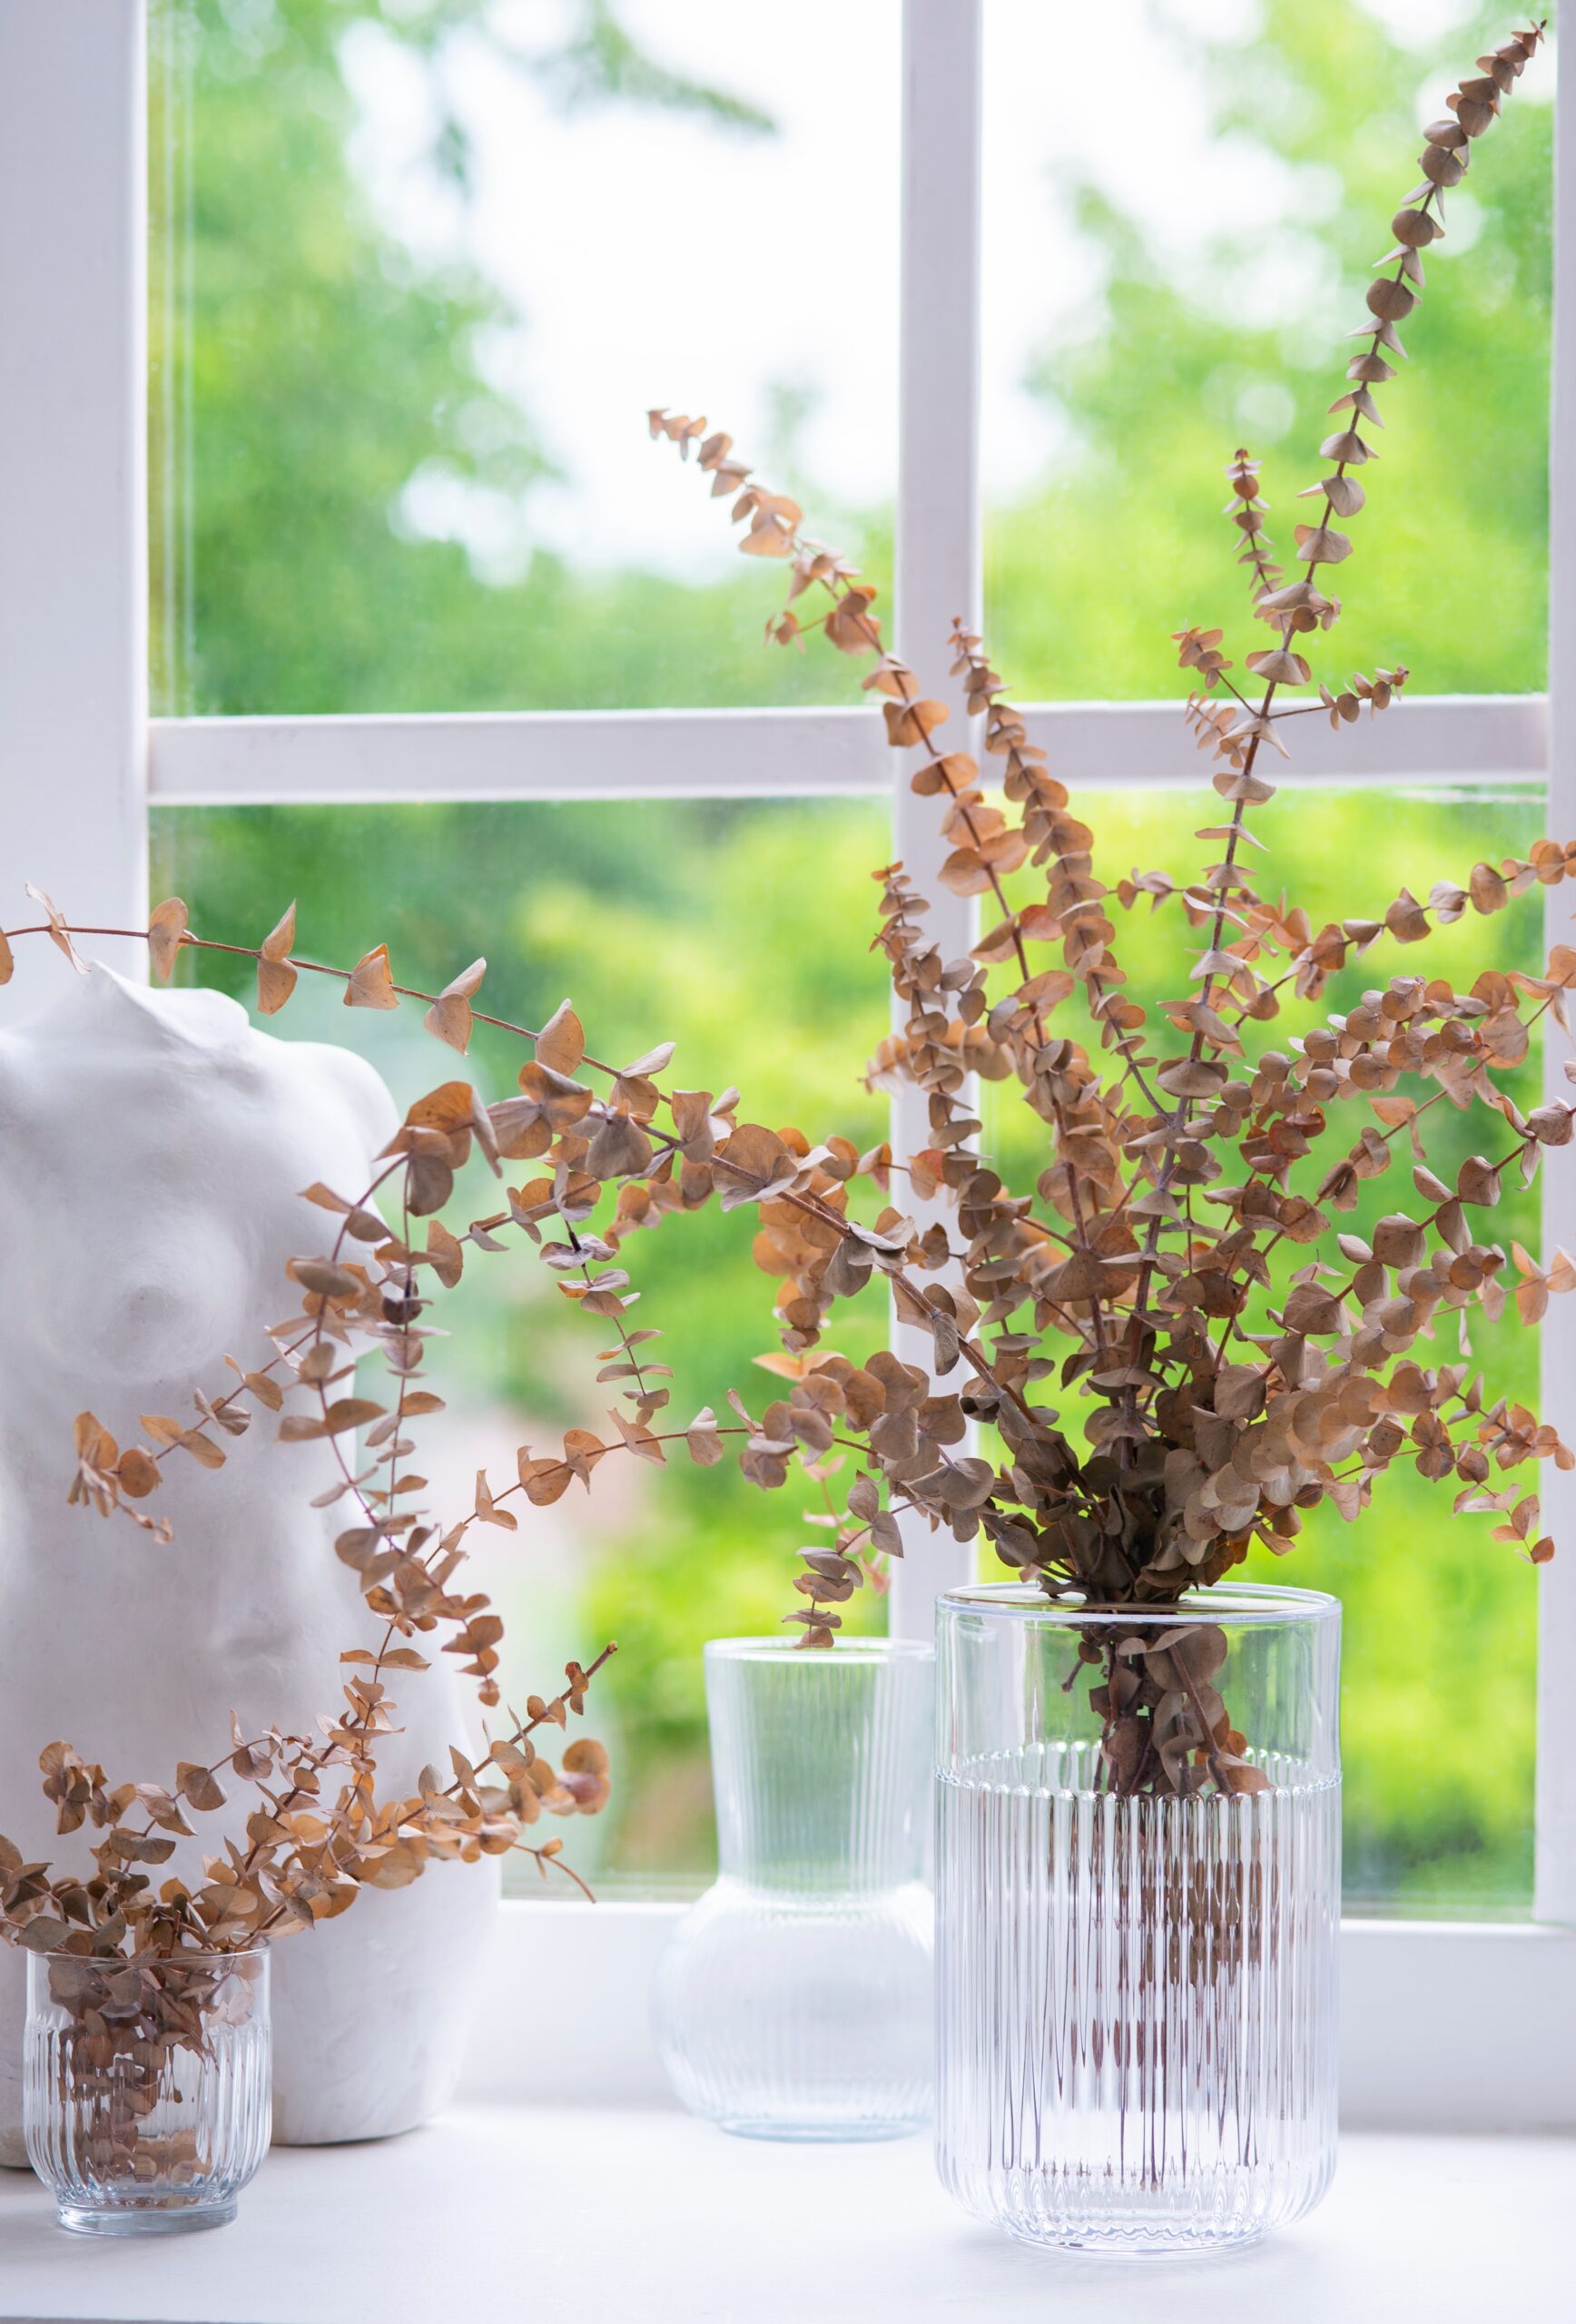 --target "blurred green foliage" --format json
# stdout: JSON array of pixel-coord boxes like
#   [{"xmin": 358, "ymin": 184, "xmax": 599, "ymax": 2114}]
[
  {"xmin": 149, "ymin": 0, "xmax": 1551, "ymax": 1906},
  {"xmin": 988, "ymin": 0, "xmax": 1551, "ymax": 700},
  {"xmin": 150, "ymin": 0, "xmax": 882, "ymax": 715}
]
